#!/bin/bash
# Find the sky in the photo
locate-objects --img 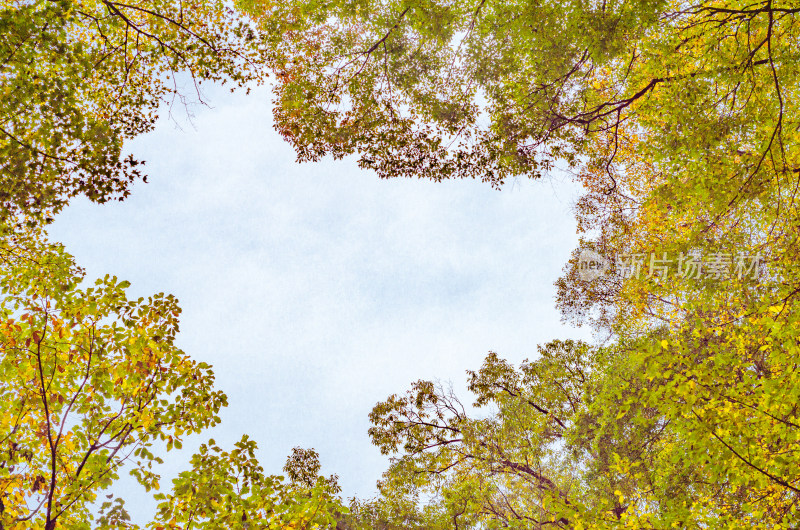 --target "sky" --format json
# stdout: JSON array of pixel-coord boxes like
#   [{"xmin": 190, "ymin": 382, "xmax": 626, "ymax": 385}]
[{"xmin": 47, "ymin": 83, "xmax": 593, "ymax": 520}]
